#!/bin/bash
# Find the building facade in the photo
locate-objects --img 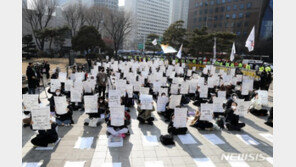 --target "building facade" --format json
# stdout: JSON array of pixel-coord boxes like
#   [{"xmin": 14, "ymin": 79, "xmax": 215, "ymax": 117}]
[
  {"xmin": 62, "ymin": 0, "xmax": 118, "ymax": 9},
  {"xmin": 169, "ymin": 0, "xmax": 190, "ymax": 28},
  {"xmin": 259, "ymin": 0, "xmax": 272, "ymax": 40},
  {"xmin": 124, "ymin": 0, "xmax": 171, "ymax": 50},
  {"xmin": 188, "ymin": 0, "xmax": 270, "ymax": 40}
]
